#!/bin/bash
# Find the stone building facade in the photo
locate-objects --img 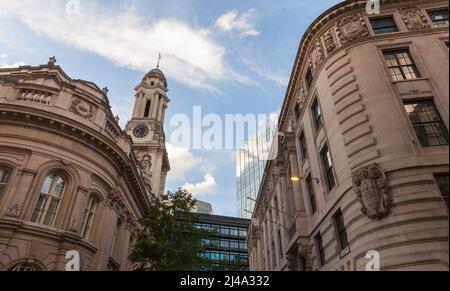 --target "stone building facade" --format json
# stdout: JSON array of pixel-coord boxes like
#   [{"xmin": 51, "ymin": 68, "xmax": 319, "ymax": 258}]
[
  {"xmin": 248, "ymin": 0, "xmax": 449, "ymax": 271},
  {"xmin": 0, "ymin": 58, "xmax": 170, "ymax": 271}
]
